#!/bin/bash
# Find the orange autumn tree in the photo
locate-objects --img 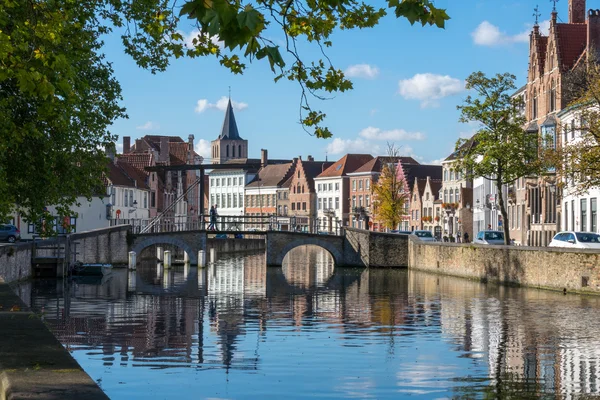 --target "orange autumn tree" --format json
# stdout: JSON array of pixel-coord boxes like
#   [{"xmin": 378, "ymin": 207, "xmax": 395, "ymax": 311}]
[{"xmin": 372, "ymin": 145, "xmax": 408, "ymax": 230}]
